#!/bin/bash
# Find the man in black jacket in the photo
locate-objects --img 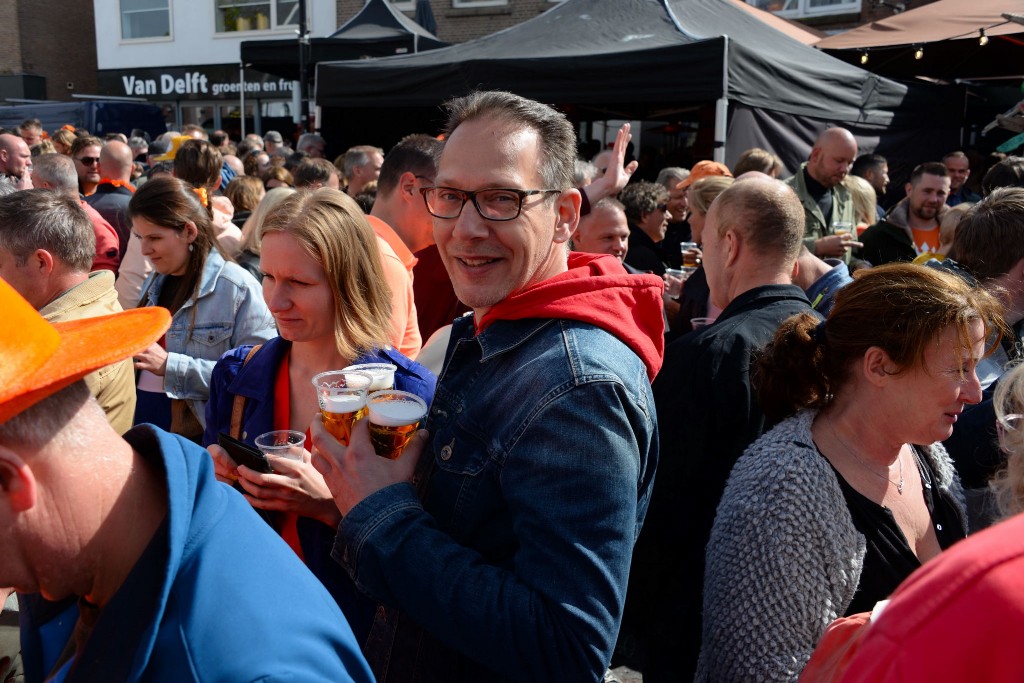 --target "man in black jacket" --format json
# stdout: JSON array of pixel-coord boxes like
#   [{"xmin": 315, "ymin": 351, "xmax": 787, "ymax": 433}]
[{"xmin": 624, "ymin": 176, "xmax": 818, "ymax": 681}]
